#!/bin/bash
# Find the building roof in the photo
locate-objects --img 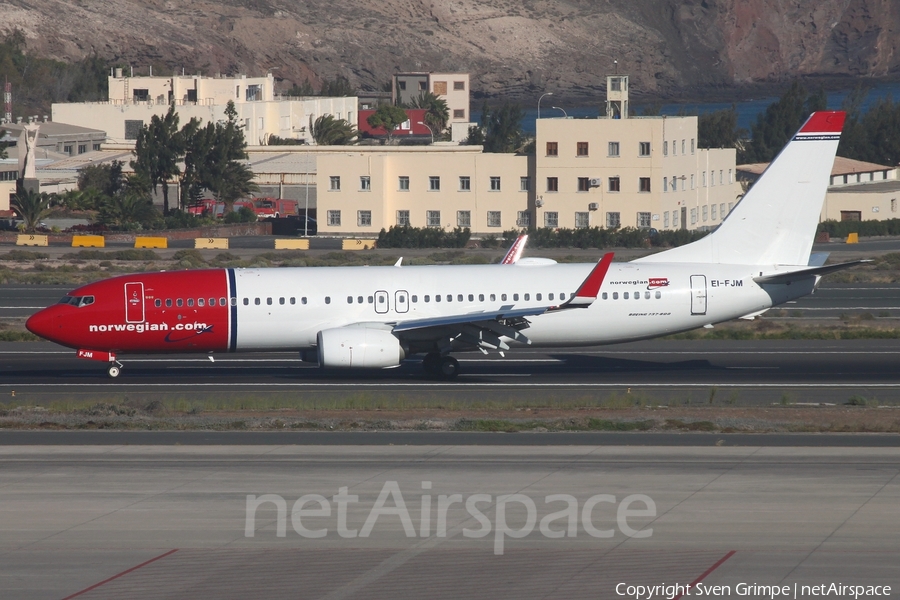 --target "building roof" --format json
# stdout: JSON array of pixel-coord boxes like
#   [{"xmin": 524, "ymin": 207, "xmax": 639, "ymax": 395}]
[
  {"xmin": 358, "ymin": 108, "xmax": 432, "ymax": 137},
  {"xmin": 1, "ymin": 120, "xmax": 105, "ymax": 138},
  {"xmin": 738, "ymin": 156, "xmax": 894, "ymax": 177}
]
